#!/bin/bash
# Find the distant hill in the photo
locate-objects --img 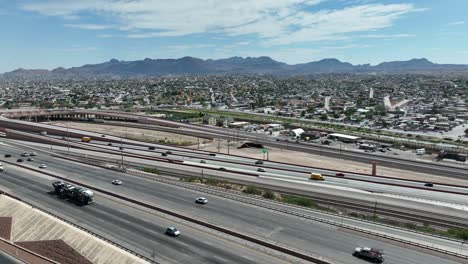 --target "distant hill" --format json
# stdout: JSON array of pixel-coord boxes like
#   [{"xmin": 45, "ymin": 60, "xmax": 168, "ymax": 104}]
[{"xmin": 2, "ymin": 56, "xmax": 468, "ymax": 79}]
